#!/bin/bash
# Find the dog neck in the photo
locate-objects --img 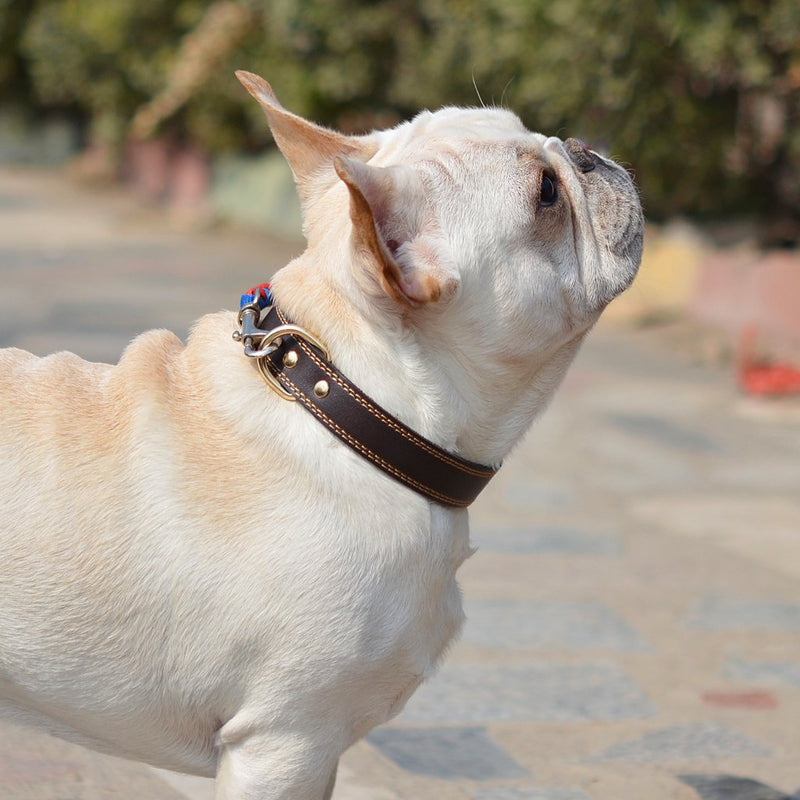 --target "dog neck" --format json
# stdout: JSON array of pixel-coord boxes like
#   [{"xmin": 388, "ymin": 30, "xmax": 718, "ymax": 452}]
[{"xmin": 268, "ymin": 249, "xmax": 592, "ymax": 469}]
